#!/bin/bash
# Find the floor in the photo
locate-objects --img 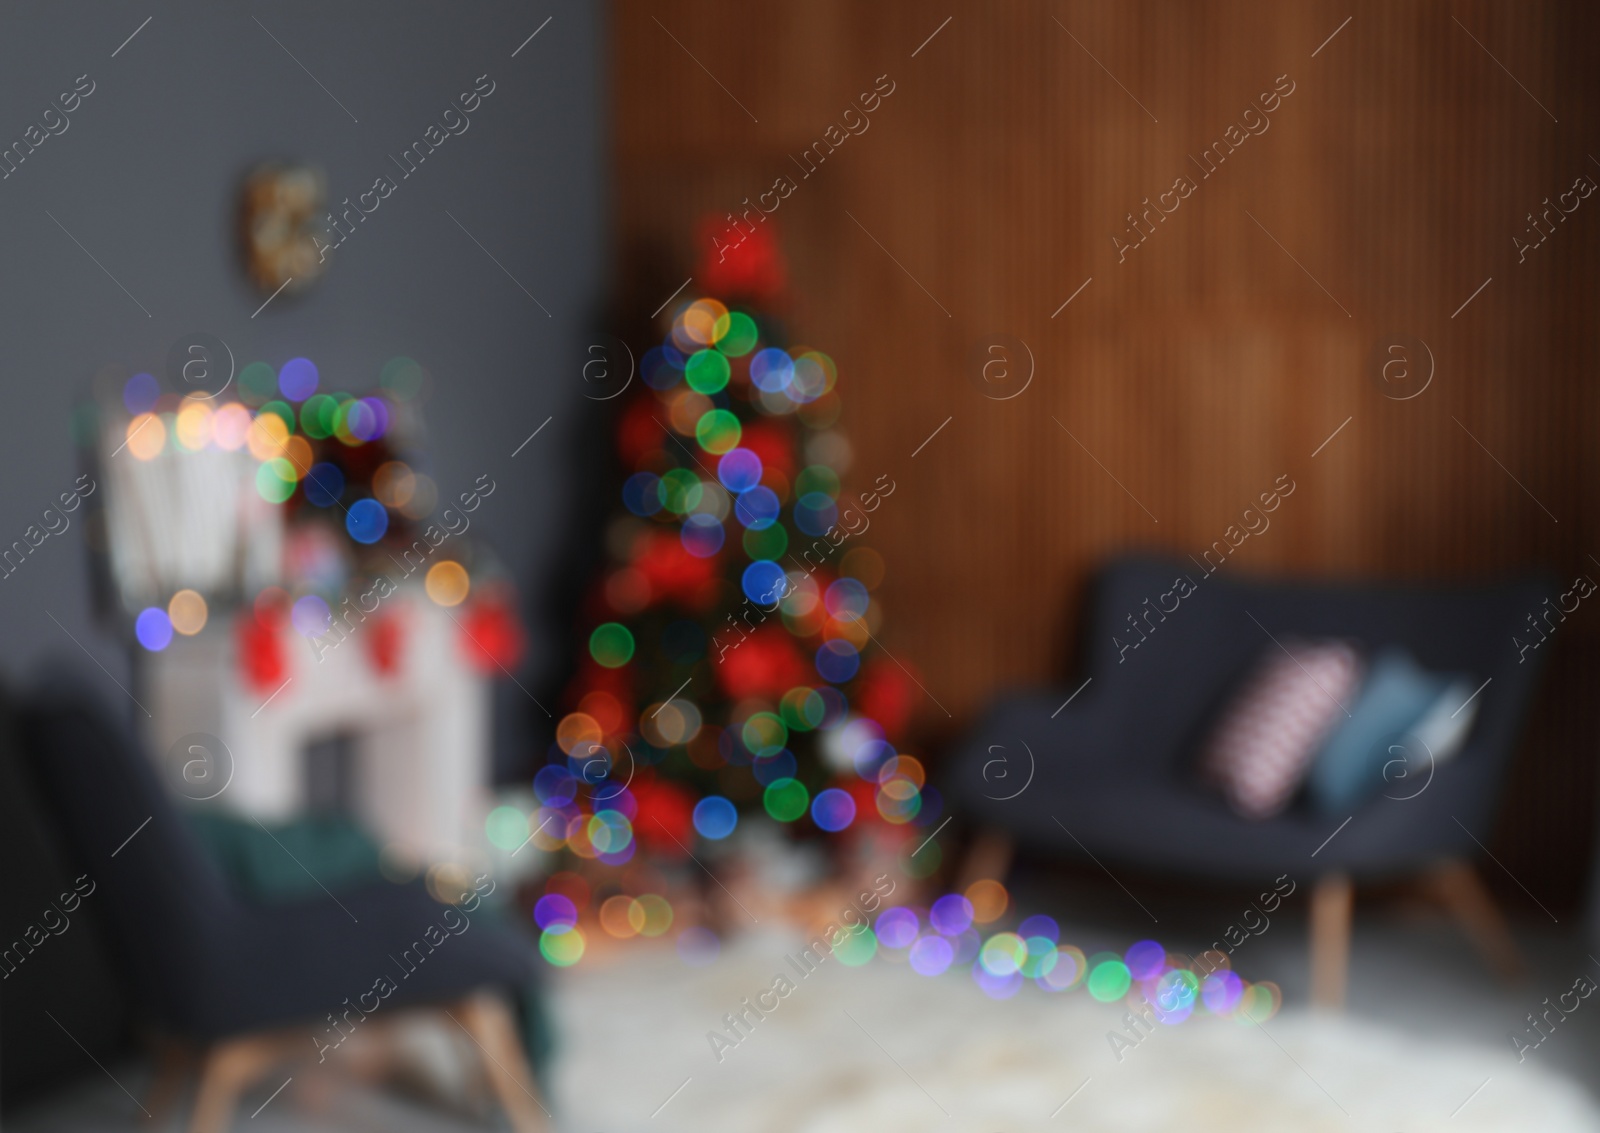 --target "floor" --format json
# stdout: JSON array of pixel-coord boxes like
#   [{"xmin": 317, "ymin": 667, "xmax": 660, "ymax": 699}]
[
  {"xmin": 10, "ymin": 865, "xmax": 1599, "ymax": 1130},
  {"xmin": 1009, "ymin": 860, "xmax": 1600, "ymax": 1093}
]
